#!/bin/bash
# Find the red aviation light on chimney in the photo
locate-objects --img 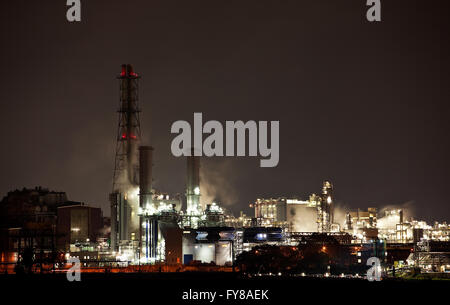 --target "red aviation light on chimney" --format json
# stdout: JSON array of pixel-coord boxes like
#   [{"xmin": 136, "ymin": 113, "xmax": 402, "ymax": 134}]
[
  {"xmin": 120, "ymin": 64, "xmax": 126, "ymax": 77},
  {"xmin": 127, "ymin": 64, "xmax": 138, "ymax": 77},
  {"xmin": 121, "ymin": 133, "xmax": 126, "ymax": 139}
]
